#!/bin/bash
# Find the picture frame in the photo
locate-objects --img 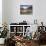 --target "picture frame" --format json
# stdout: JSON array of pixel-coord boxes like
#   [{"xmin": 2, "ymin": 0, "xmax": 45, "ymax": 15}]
[{"xmin": 20, "ymin": 5, "xmax": 32, "ymax": 15}]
